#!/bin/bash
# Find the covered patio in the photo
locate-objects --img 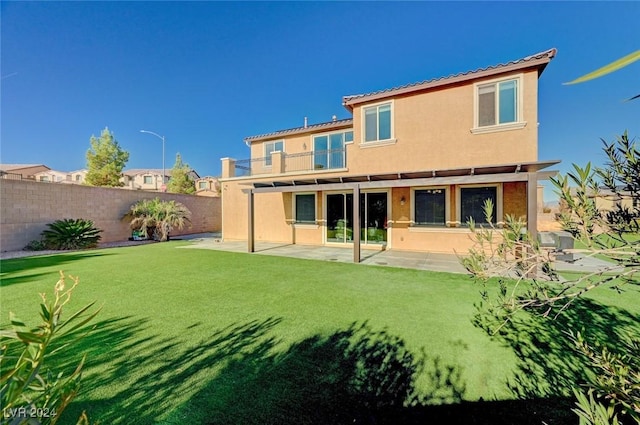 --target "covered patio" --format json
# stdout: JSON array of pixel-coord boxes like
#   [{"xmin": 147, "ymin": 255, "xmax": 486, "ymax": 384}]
[{"xmin": 244, "ymin": 160, "xmax": 560, "ymax": 263}]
